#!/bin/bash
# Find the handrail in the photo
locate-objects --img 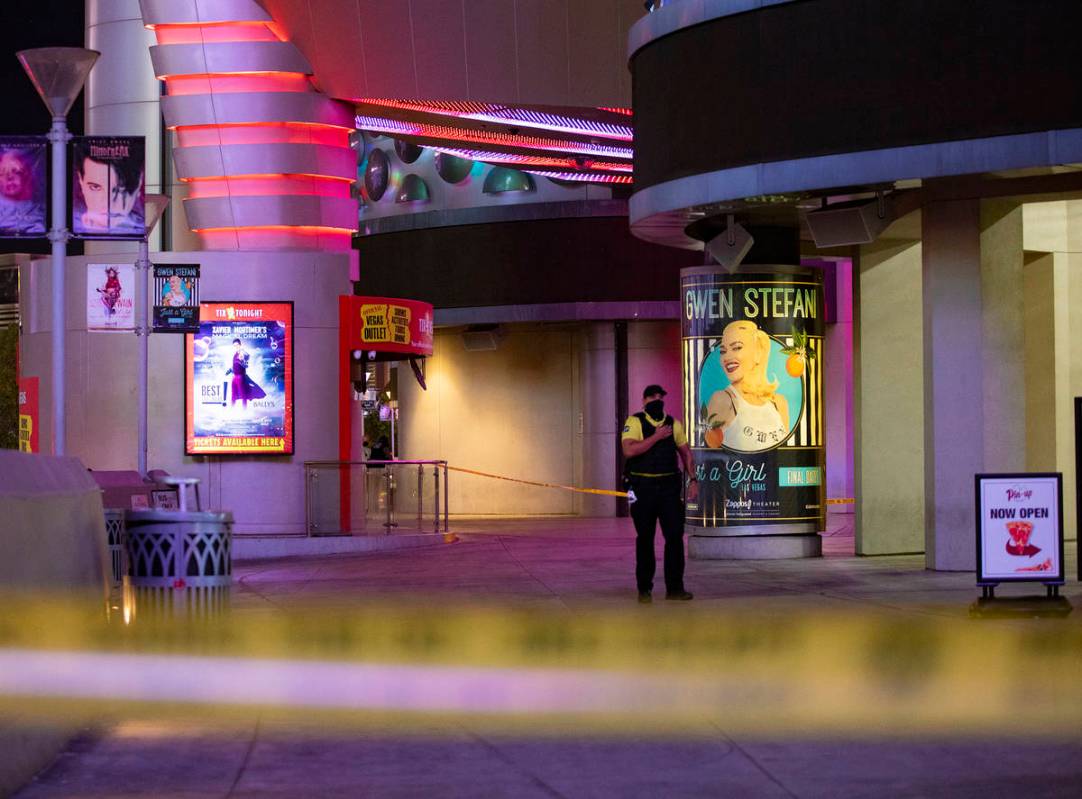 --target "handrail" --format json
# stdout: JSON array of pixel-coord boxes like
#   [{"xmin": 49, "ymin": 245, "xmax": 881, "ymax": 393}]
[
  {"xmin": 303, "ymin": 460, "xmax": 449, "ymax": 536},
  {"xmin": 303, "ymin": 459, "xmax": 448, "ymax": 467}
]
